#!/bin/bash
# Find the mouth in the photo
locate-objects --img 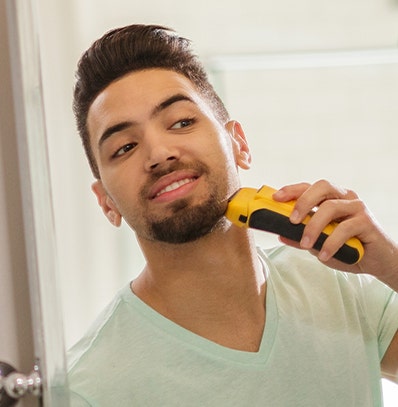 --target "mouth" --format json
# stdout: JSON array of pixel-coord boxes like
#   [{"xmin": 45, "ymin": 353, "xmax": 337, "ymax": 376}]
[
  {"xmin": 148, "ymin": 171, "xmax": 200, "ymax": 201},
  {"xmin": 155, "ymin": 177, "xmax": 197, "ymax": 198}
]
